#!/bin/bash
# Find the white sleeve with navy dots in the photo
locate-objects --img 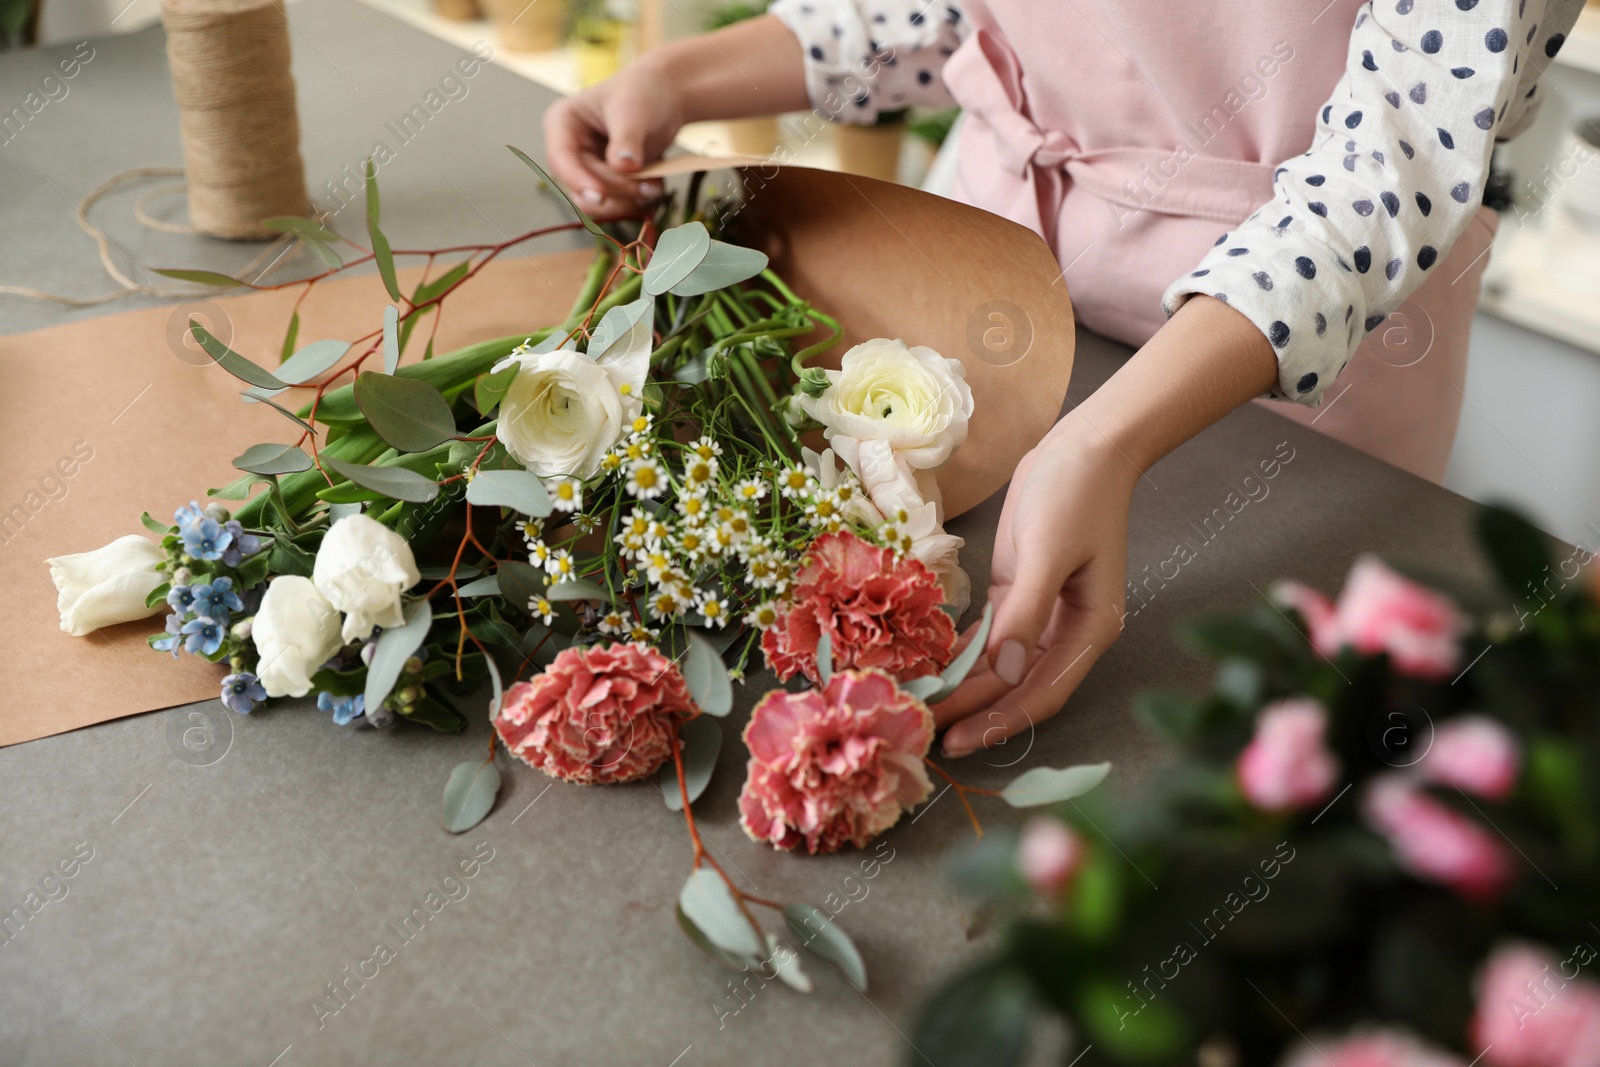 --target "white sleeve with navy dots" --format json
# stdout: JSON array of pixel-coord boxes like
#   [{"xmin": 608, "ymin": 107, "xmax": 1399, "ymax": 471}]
[
  {"xmin": 768, "ymin": 0, "xmax": 968, "ymax": 124},
  {"xmin": 1162, "ymin": 0, "xmax": 1584, "ymax": 406}
]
